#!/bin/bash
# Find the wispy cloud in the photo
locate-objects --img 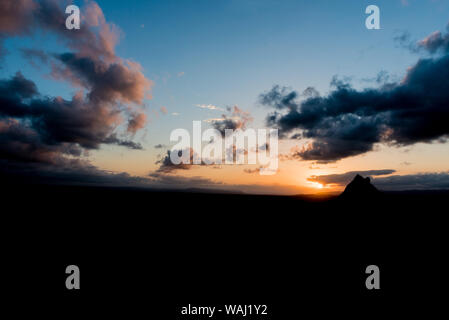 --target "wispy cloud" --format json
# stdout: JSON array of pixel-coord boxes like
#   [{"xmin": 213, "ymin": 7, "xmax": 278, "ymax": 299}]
[
  {"xmin": 203, "ymin": 117, "xmax": 227, "ymax": 123},
  {"xmin": 196, "ymin": 104, "xmax": 223, "ymax": 111}
]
